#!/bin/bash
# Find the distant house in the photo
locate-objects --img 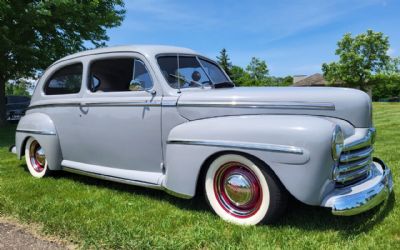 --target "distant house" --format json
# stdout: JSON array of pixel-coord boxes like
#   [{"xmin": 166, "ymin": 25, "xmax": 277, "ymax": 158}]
[{"xmin": 292, "ymin": 73, "xmax": 328, "ymax": 86}]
